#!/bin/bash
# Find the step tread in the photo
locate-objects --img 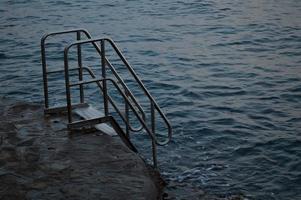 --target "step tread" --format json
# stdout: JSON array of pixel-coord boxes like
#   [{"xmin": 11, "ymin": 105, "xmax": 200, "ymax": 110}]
[{"xmin": 74, "ymin": 105, "xmax": 117, "ymax": 136}]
